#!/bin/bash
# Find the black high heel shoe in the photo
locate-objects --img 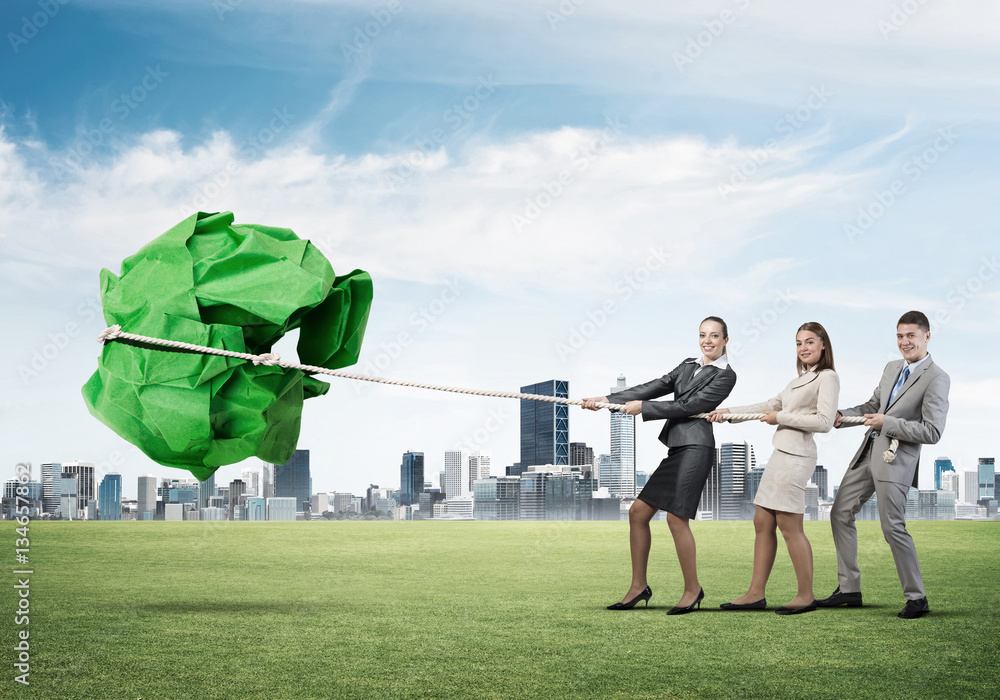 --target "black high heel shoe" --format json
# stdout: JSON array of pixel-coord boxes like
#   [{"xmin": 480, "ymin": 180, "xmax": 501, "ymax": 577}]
[
  {"xmin": 607, "ymin": 586, "xmax": 652, "ymax": 610},
  {"xmin": 667, "ymin": 588, "xmax": 704, "ymax": 615}
]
